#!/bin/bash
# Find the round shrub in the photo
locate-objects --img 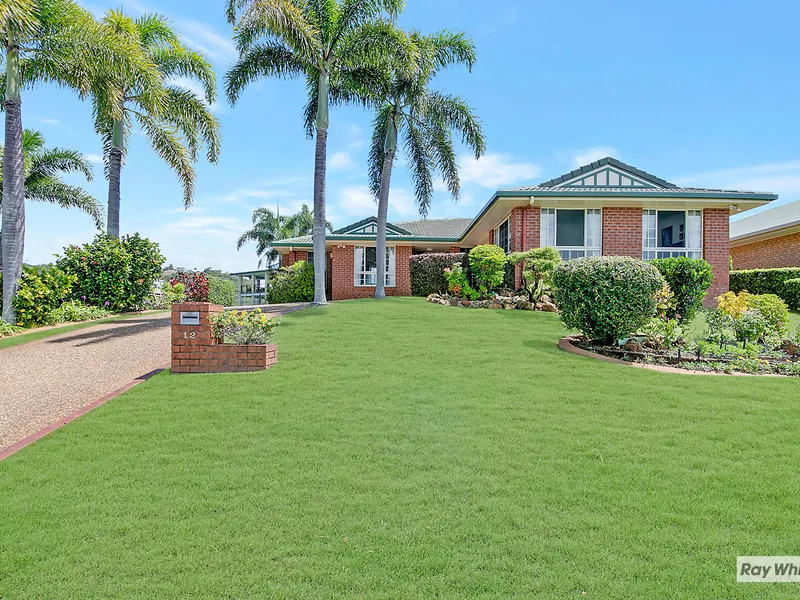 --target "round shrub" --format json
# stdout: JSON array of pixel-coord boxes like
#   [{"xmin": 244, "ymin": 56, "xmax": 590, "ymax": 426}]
[
  {"xmin": 57, "ymin": 233, "xmax": 164, "ymax": 311},
  {"xmin": 746, "ymin": 293, "xmax": 789, "ymax": 337},
  {"xmin": 552, "ymin": 256, "xmax": 665, "ymax": 344},
  {"xmin": 12, "ymin": 265, "xmax": 77, "ymax": 327},
  {"xmin": 267, "ymin": 260, "xmax": 314, "ymax": 303},
  {"xmin": 468, "ymin": 245, "xmax": 507, "ymax": 293},
  {"xmin": 783, "ymin": 278, "xmax": 800, "ymax": 310},
  {"xmin": 650, "ymin": 256, "xmax": 714, "ymax": 322},
  {"xmin": 409, "ymin": 253, "xmax": 466, "ymax": 296},
  {"xmin": 208, "ymin": 276, "xmax": 236, "ymax": 307},
  {"xmin": 170, "ymin": 271, "xmax": 210, "ymax": 302}
]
